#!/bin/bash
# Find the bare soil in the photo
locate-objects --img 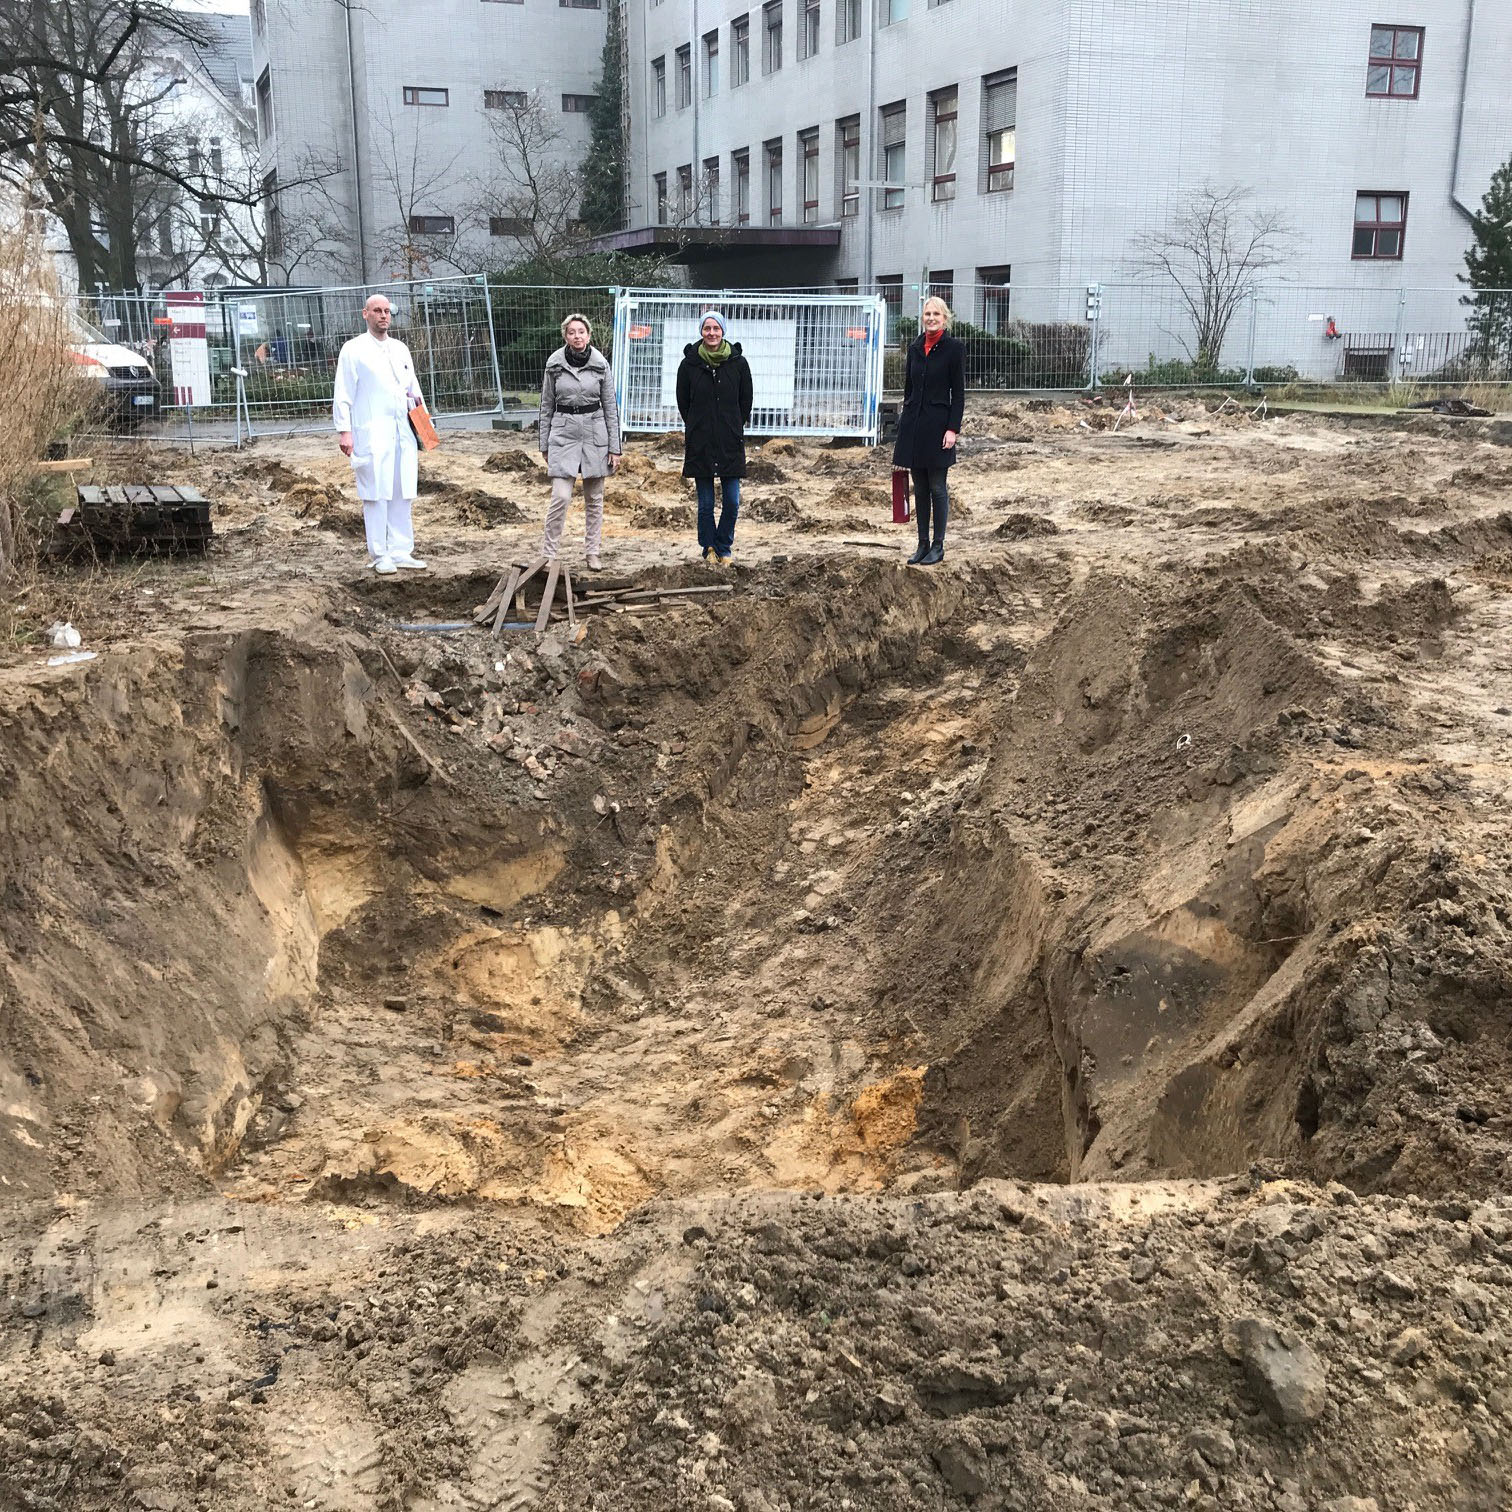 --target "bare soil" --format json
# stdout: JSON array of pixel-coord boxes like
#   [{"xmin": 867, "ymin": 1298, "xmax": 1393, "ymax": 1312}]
[{"xmin": 3, "ymin": 398, "xmax": 1512, "ymax": 1511}]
